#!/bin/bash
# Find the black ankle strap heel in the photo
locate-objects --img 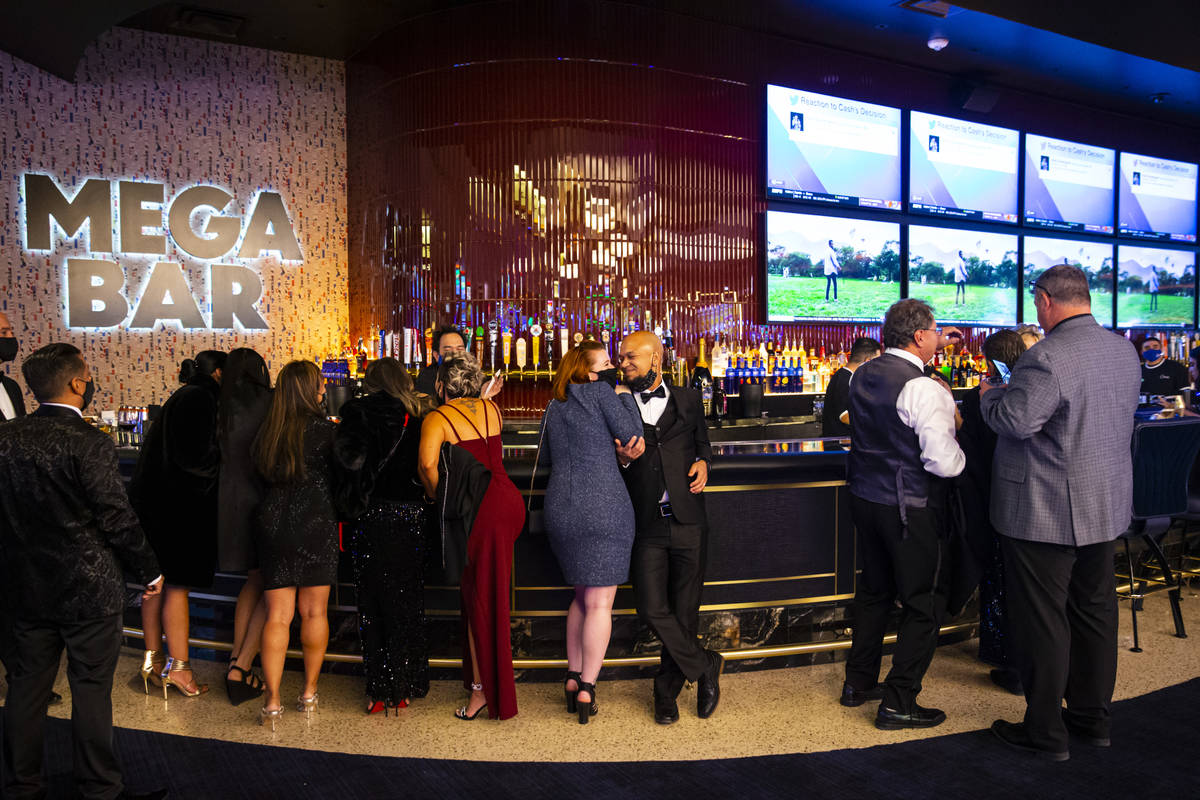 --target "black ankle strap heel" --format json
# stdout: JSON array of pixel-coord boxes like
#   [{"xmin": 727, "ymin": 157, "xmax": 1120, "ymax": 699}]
[
  {"xmin": 576, "ymin": 681, "xmax": 598, "ymax": 724},
  {"xmin": 564, "ymin": 670, "xmax": 582, "ymax": 713}
]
